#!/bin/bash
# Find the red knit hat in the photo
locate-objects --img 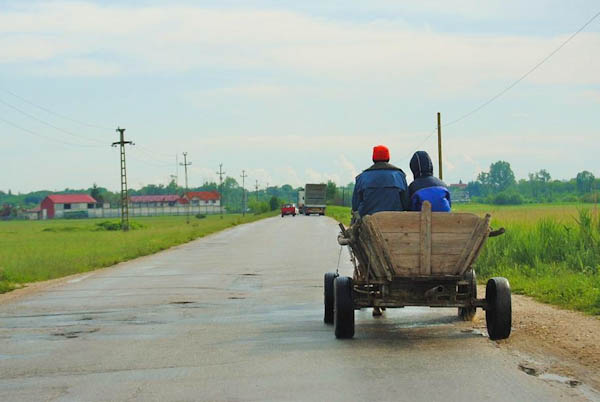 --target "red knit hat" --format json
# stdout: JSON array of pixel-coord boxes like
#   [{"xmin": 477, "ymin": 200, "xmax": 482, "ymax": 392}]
[{"xmin": 372, "ymin": 145, "xmax": 390, "ymax": 162}]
